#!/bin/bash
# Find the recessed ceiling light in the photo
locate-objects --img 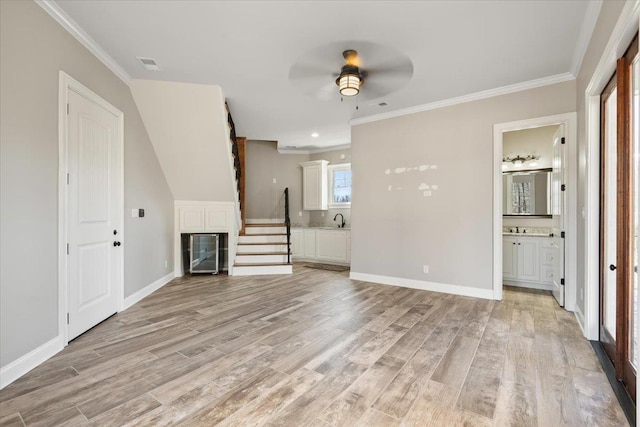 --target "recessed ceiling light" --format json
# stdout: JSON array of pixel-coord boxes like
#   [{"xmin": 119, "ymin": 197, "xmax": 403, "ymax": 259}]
[{"xmin": 311, "ymin": 132, "xmax": 319, "ymax": 138}]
